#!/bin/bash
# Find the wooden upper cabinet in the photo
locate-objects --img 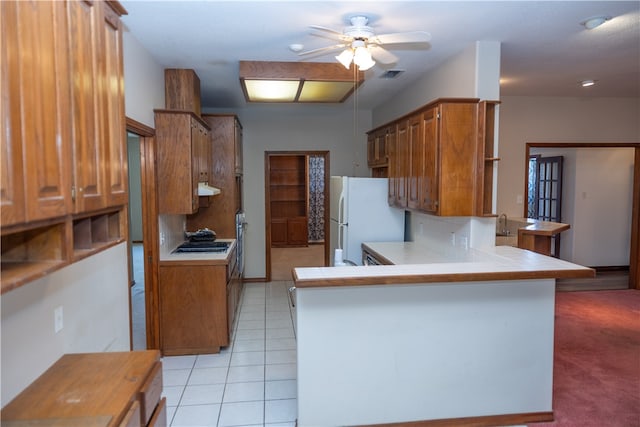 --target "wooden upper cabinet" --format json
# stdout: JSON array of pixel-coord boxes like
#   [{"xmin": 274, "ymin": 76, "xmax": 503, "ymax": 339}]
[
  {"xmin": 101, "ymin": 2, "xmax": 128, "ymax": 207},
  {"xmin": 165, "ymin": 69, "xmax": 201, "ymax": 116},
  {"xmin": 234, "ymin": 118, "xmax": 243, "ymax": 174},
  {"xmin": 393, "ymin": 120, "xmax": 409, "ymax": 208},
  {"xmin": 186, "ymin": 114, "xmax": 243, "ymax": 239},
  {"xmin": 156, "ymin": 110, "xmax": 210, "ymax": 214},
  {"xmin": 1, "ymin": 1, "xmax": 72, "ymax": 224},
  {"xmin": 386, "ymin": 125, "xmax": 398, "ymax": 205},
  {"xmin": 68, "ymin": 0, "xmax": 105, "ymax": 213},
  {"xmin": 378, "ymin": 98, "xmax": 498, "ymax": 217},
  {"xmin": 367, "ymin": 128, "xmax": 388, "ymax": 168},
  {"xmin": 420, "ymin": 107, "xmax": 439, "ymax": 213},
  {"xmin": 1, "ymin": 0, "xmax": 127, "ymax": 226},
  {"xmin": 407, "ymin": 114, "xmax": 423, "ymax": 210},
  {"xmin": 1, "ymin": 1, "xmax": 25, "ymax": 226}
]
